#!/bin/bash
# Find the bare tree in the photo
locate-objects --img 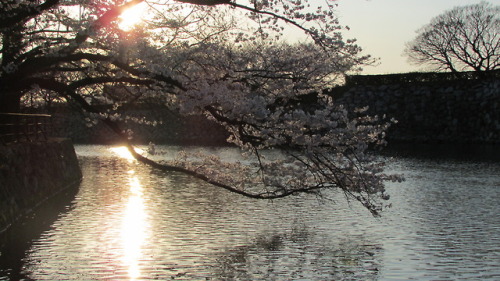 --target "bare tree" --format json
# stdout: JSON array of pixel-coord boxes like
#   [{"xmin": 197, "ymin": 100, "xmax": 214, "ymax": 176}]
[{"xmin": 405, "ymin": 2, "xmax": 500, "ymax": 72}]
